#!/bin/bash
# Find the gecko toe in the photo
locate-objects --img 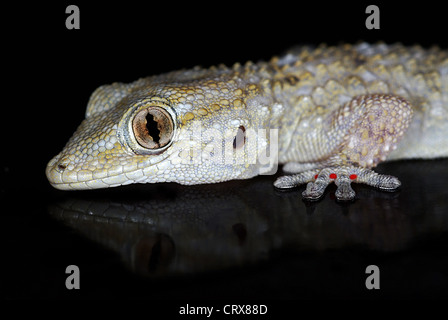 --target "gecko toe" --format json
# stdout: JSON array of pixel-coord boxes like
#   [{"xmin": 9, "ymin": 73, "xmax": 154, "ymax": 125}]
[
  {"xmin": 273, "ymin": 175, "xmax": 300, "ymax": 189},
  {"xmin": 356, "ymin": 170, "xmax": 401, "ymax": 191},
  {"xmin": 334, "ymin": 175, "xmax": 356, "ymax": 201},
  {"xmin": 274, "ymin": 170, "xmax": 319, "ymax": 189},
  {"xmin": 302, "ymin": 180, "xmax": 328, "ymax": 200}
]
